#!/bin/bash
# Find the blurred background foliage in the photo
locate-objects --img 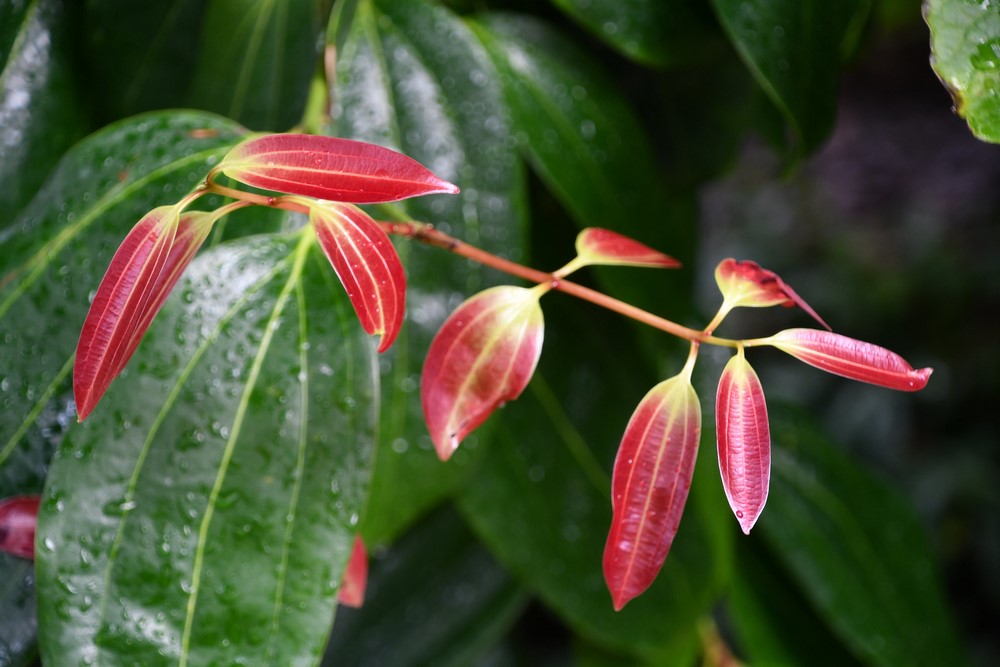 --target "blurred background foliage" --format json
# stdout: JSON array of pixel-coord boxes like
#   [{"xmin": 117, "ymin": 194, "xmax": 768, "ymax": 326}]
[{"xmin": 1, "ymin": 0, "xmax": 998, "ymax": 665}]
